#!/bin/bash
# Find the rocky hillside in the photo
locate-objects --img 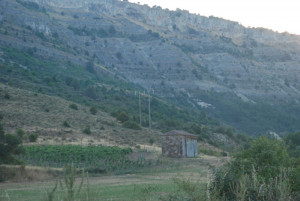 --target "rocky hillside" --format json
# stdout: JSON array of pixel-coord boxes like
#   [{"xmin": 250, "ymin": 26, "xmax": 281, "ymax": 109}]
[{"xmin": 1, "ymin": 0, "xmax": 300, "ymax": 135}]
